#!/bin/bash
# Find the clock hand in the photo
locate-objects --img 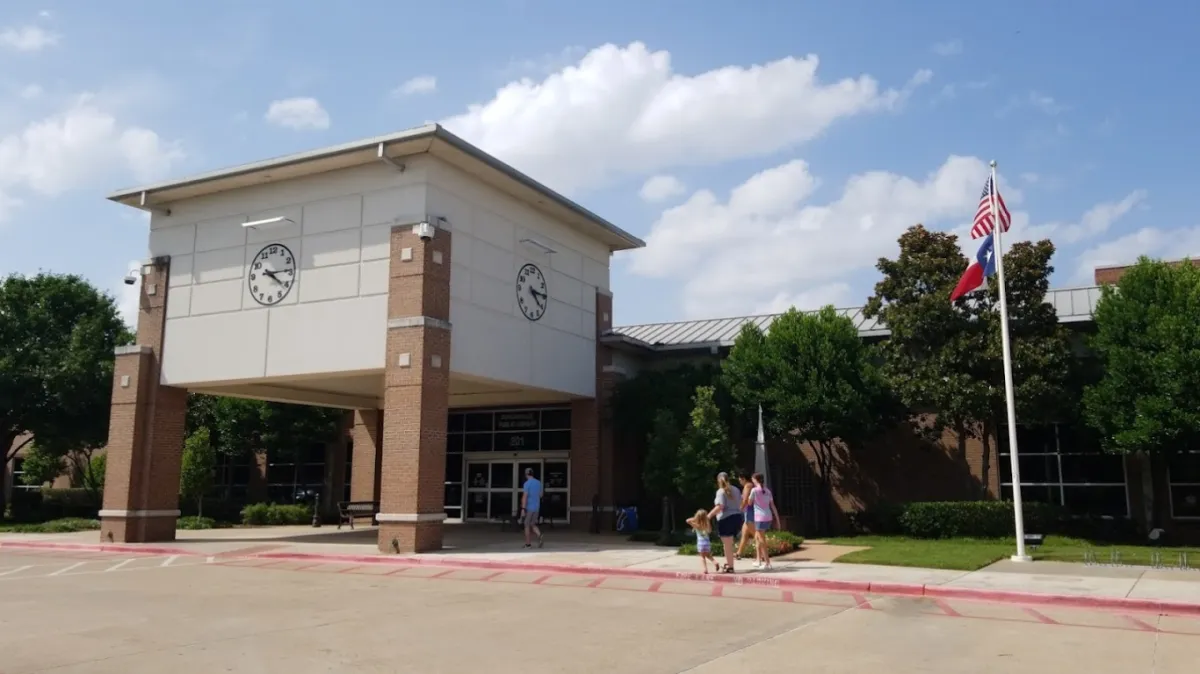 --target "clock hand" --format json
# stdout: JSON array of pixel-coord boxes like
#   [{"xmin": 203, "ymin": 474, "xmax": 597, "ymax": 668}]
[{"xmin": 262, "ymin": 269, "xmax": 285, "ymax": 285}]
